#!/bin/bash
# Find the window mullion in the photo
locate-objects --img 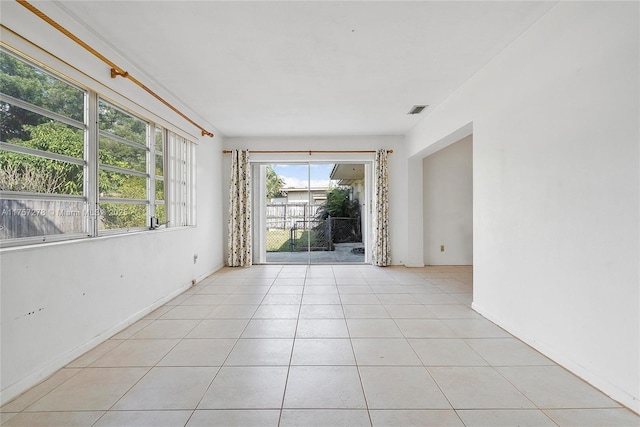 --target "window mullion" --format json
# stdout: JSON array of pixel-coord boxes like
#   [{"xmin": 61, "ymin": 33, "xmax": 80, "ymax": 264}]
[
  {"xmin": 148, "ymin": 123, "xmax": 155, "ymax": 228},
  {"xmin": 86, "ymin": 91, "xmax": 99, "ymax": 237}
]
